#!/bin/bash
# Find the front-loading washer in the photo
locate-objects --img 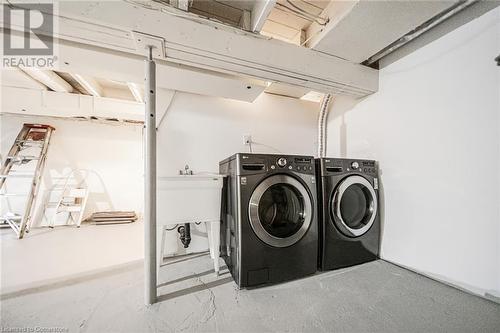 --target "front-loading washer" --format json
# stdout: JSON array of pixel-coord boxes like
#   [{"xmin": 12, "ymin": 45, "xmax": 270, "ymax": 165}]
[
  {"xmin": 315, "ymin": 158, "xmax": 380, "ymax": 270},
  {"xmin": 219, "ymin": 153, "xmax": 318, "ymax": 288}
]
